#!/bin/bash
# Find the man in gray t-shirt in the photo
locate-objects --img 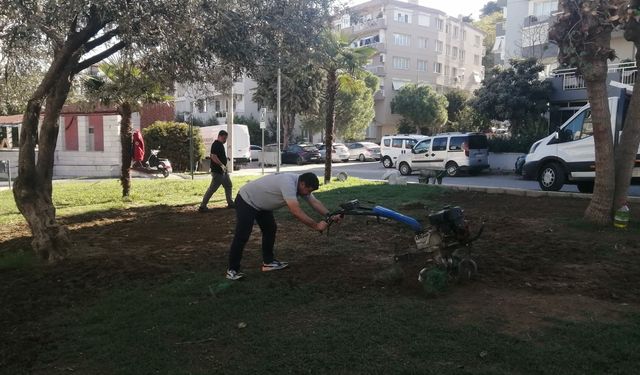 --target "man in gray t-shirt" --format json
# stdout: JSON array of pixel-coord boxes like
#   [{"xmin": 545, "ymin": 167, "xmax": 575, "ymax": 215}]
[{"xmin": 225, "ymin": 172, "xmax": 341, "ymax": 280}]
